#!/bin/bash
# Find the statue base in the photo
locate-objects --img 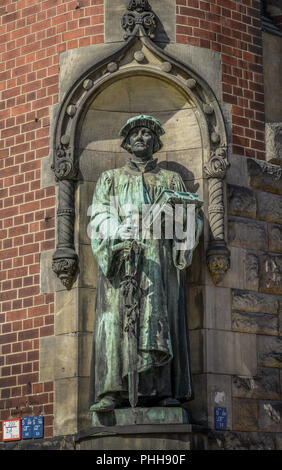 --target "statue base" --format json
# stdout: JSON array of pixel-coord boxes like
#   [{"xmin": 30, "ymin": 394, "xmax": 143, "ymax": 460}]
[
  {"xmin": 72, "ymin": 407, "xmax": 209, "ymax": 450},
  {"xmin": 76, "ymin": 408, "xmax": 209, "ymax": 450},
  {"xmin": 92, "ymin": 406, "xmax": 189, "ymax": 427}
]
